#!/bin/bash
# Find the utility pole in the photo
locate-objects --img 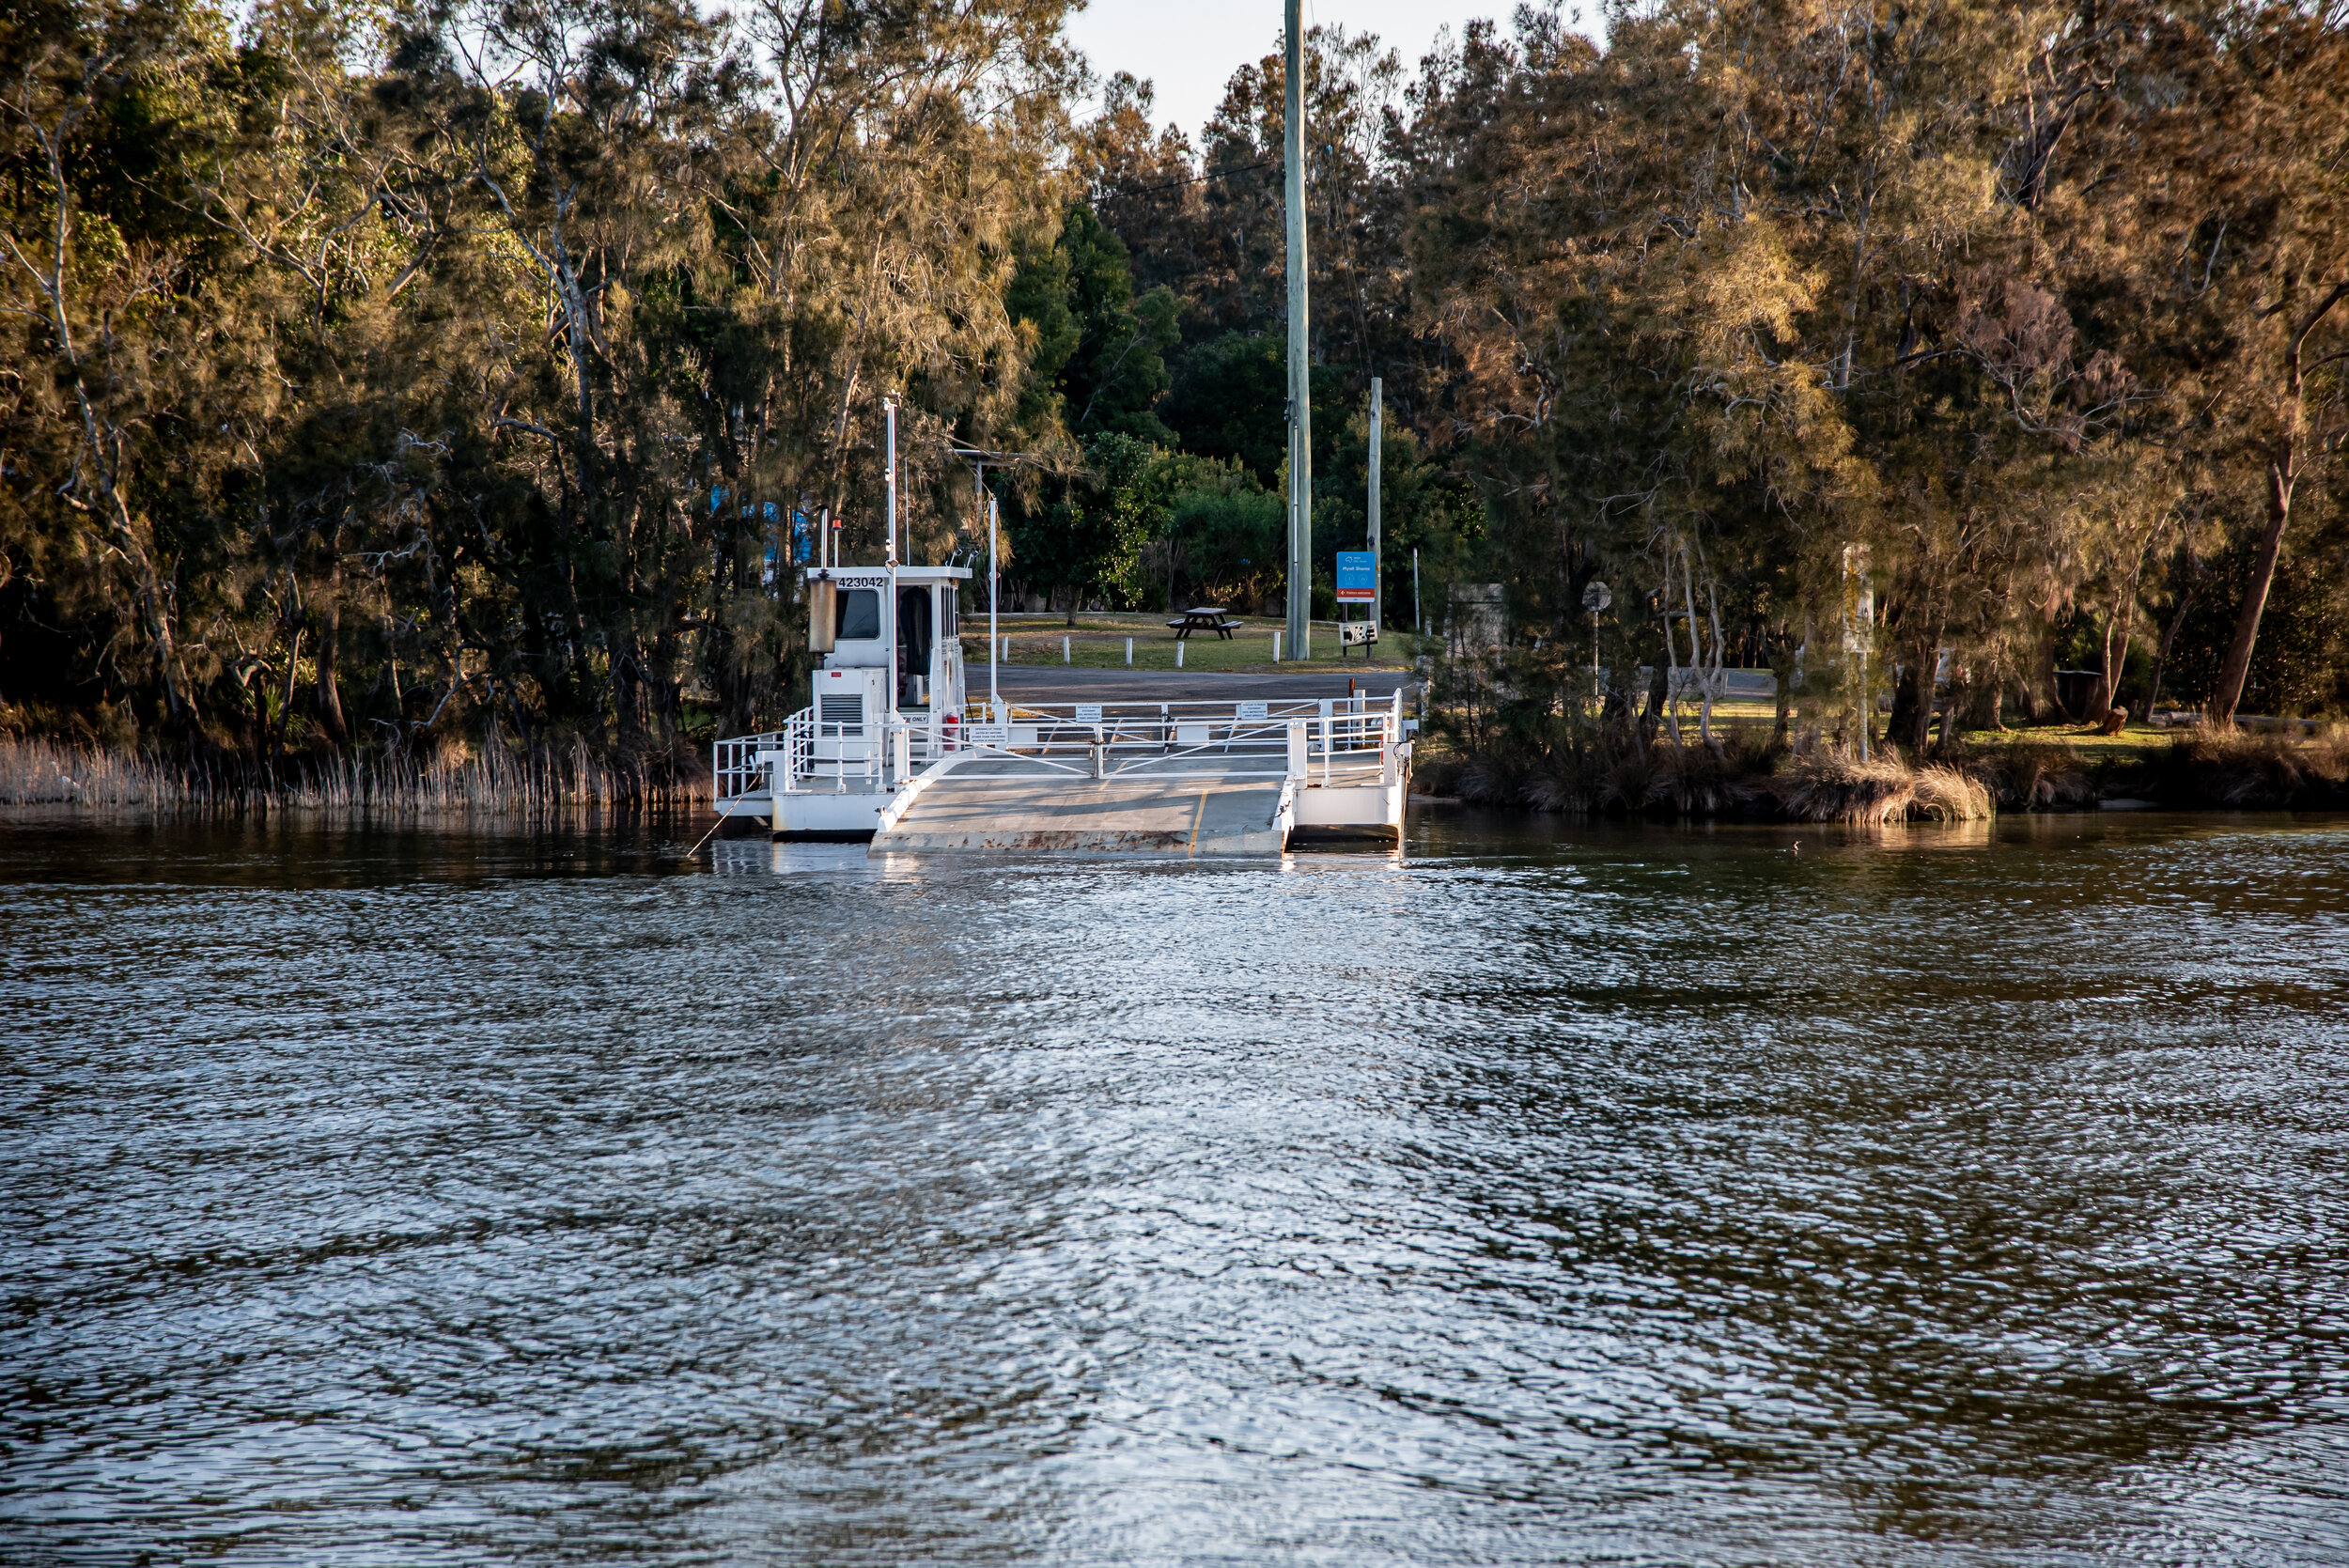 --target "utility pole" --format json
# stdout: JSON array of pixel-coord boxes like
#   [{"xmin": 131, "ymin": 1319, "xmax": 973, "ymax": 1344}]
[
  {"xmin": 1367, "ymin": 377, "xmax": 1381, "ymax": 634},
  {"xmin": 987, "ymin": 493, "xmax": 1001, "ymax": 717},
  {"xmin": 884, "ymin": 395, "xmax": 899, "ymax": 724},
  {"xmin": 1283, "ymin": 0, "xmax": 1312, "ymax": 663}
]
